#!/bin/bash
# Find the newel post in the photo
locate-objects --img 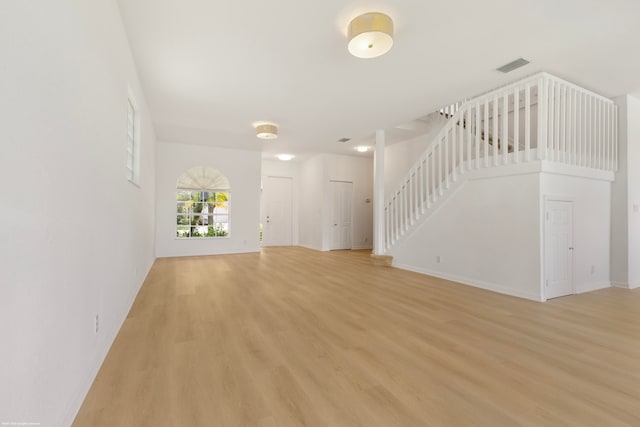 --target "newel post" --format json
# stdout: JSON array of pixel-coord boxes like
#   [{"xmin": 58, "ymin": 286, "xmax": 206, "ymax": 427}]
[{"xmin": 373, "ymin": 130, "xmax": 386, "ymax": 255}]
